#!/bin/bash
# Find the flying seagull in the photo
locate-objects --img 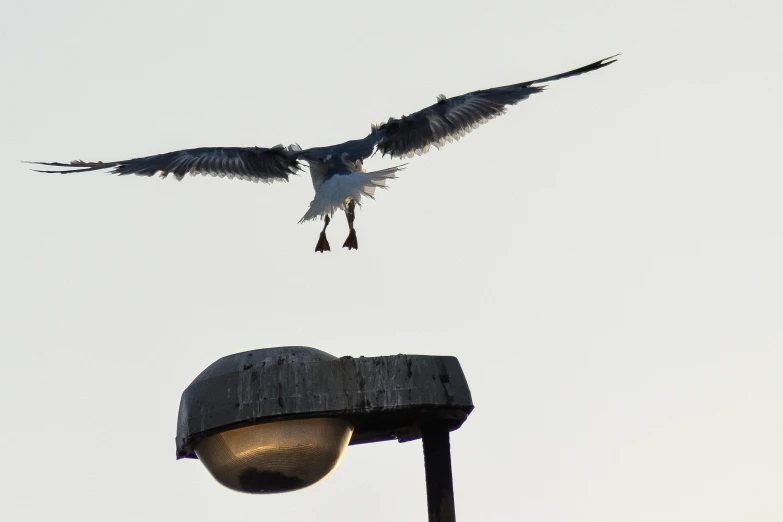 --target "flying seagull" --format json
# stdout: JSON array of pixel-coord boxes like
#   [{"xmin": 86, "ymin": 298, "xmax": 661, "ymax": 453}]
[{"xmin": 28, "ymin": 54, "xmax": 618, "ymax": 252}]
